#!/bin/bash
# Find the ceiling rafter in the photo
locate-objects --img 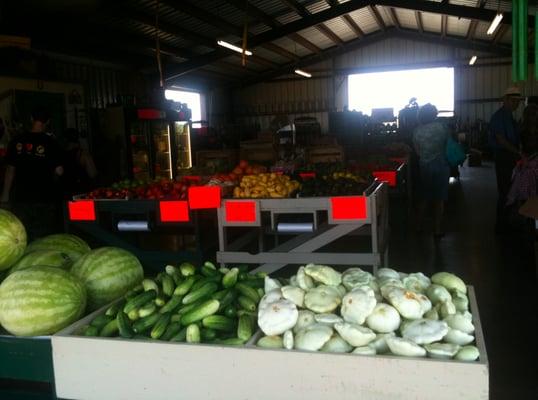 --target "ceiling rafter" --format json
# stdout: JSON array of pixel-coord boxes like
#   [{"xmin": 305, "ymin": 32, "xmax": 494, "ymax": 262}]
[
  {"xmin": 368, "ymin": 5, "xmax": 386, "ymax": 31},
  {"xmin": 441, "ymin": 14, "xmax": 447, "ymax": 37},
  {"xmin": 235, "ymin": 27, "xmax": 512, "ymax": 88},
  {"xmin": 493, "ymin": 24, "xmax": 509, "ymax": 44},
  {"xmin": 388, "ymin": 7, "xmax": 401, "ymax": 29},
  {"xmin": 342, "ymin": 14, "xmax": 365, "ymax": 38},
  {"xmin": 465, "ymin": 0, "xmax": 482, "ymax": 40},
  {"xmin": 166, "ymin": 0, "xmax": 523, "ymax": 81},
  {"xmin": 278, "ymin": 0, "xmax": 344, "ymax": 46},
  {"xmin": 415, "ymin": 11, "xmax": 423, "ymax": 33}
]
